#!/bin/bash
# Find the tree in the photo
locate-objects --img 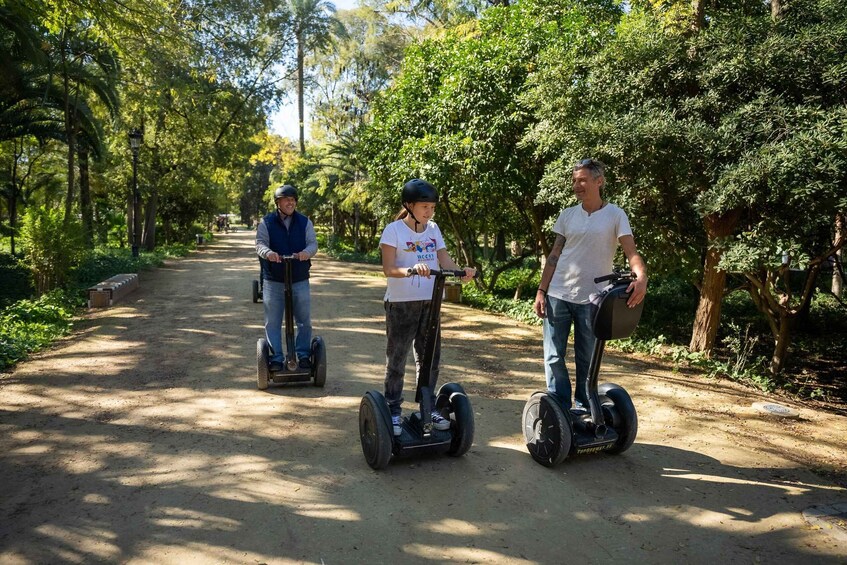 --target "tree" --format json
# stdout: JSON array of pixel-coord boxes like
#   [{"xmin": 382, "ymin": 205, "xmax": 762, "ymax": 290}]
[
  {"xmin": 362, "ymin": 0, "xmax": 622, "ymax": 274},
  {"xmin": 381, "ymin": 0, "xmax": 487, "ymax": 28},
  {"xmin": 526, "ymin": 0, "xmax": 847, "ymax": 372},
  {"xmin": 306, "ymin": 6, "xmax": 409, "ymax": 246},
  {"xmin": 286, "ymin": 0, "xmax": 346, "ymax": 154}
]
